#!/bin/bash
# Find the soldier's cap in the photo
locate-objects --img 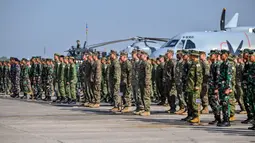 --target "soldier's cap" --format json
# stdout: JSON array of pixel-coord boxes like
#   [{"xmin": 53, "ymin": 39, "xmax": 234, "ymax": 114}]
[
  {"xmin": 243, "ymin": 49, "xmax": 251, "ymax": 54},
  {"xmin": 14, "ymin": 58, "xmax": 20, "ymax": 62},
  {"xmin": 59, "ymin": 55, "xmax": 64, "ymax": 58},
  {"xmin": 37, "ymin": 56, "xmax": 41, "ymax": 59},
  {"xmin": 182, "ymin": 50, "xmax": 189, "ymax": 55},
  {"xmin": 141, "ymin": 50, "xmax": 148, "ymax": 56},
  {"xmin": 69, "ymin": 57, "xmax": 75, "ymax": 60},
  {"xmin": 64, "ymin": 56, "xmax": 69, "ymax": 59},
  {"xmin": 120, "ymin": 51, "xmax": 128, "ymax": 56},
  {"xmin": 177, "ymin": 50, "xmax": 182, "ymax": 54},
  {"xmin": 156, "ymin": 57, "xmax": 160, "ymax": 61},
  {"xmin": 76, "ymin": 40, "xmax": 80, "ymax": 42},
  {"xmin": 54, "ymin": 53, "xmax": 60, "ymax": 57},
  {"xmin": 221, "ymin": 49, "xmax": 230, "ymax": 55},
  {"xmin": 189, "ymin": 50, "xmax": 200, "ymax": 57},
  {"xmin": 199, "ymin": 51, "xmax": 206, "ymax": 55},
  {"xmin": 167, "ymin": 49, "xmax": 174, "ymax": 54},
  {"xmin": 159, "ymin": 55, "xmax": 164, "ymax": 58},
  {"xmin": 131, "ymin": 49, "xmax": 137, "ymax": 54},
  {"xmin": 209, "ymin": 50, "xmax": 221, "ymax": 55},
  {"xmin": 93, "ymin": 52, "xmax": 98, "ymax": 56},
  {"xmin": 110, "ymin": 50, "xmax": 117, "ymax": 55}
]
